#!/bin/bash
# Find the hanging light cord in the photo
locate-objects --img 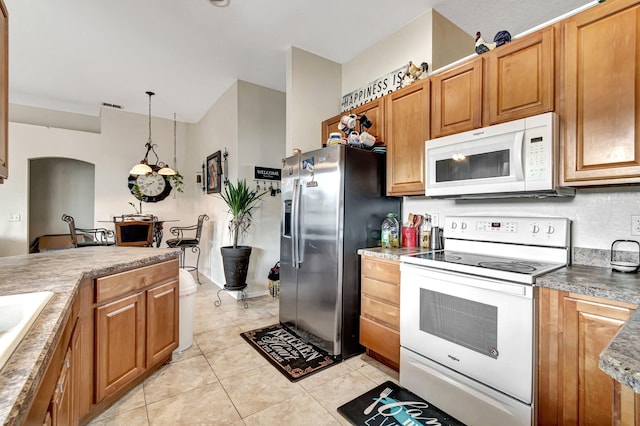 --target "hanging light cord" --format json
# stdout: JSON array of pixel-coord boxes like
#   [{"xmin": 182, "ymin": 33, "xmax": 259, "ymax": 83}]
[
  {"xmin": 173, "ymin": 113, "xmax": 177, "ymax": 170},
  {"xmin": 141, "ymin": 91, "xmax": 163, "ymax": 166}
]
